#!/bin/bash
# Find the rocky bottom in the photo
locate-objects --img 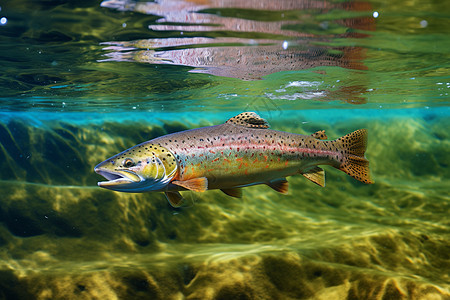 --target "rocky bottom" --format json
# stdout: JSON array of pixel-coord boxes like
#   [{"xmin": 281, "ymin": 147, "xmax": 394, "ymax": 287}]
[{"xmin": 1, "ymin": 252, "xmax": 448, "ymax": 300}]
